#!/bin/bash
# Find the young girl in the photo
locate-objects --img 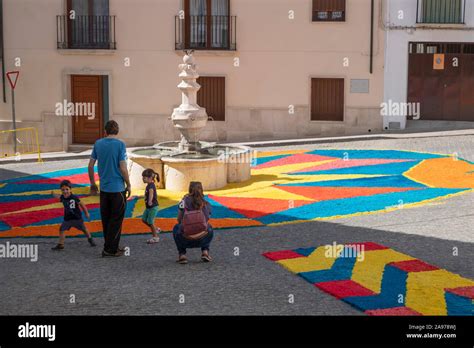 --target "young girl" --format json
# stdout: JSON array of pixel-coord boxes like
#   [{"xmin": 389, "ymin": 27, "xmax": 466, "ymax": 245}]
[
  {"xmin": 141, "ymin": 169, "xmax": 161, "ymax": 244},
  {"xmin": 51, "ymin": 180, "xmax": 96, "ymax": 250}
]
